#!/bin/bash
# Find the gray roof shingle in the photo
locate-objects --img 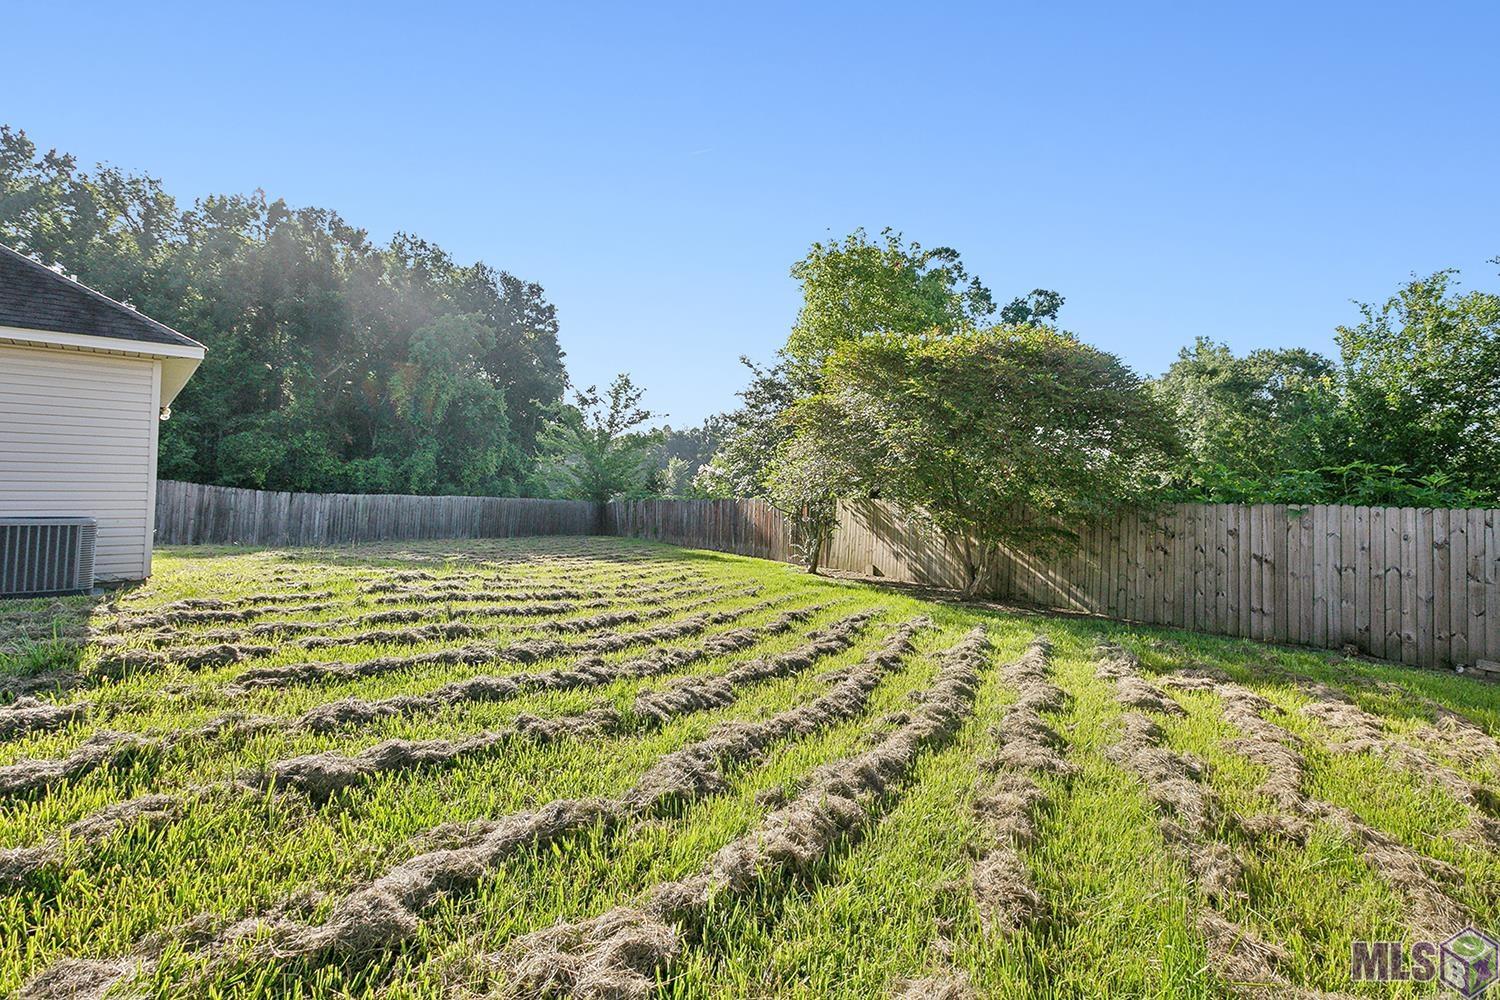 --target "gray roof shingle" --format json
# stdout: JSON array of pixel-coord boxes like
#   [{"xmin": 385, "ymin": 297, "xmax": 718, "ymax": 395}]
[{"xmin": 0, "ymin": 242, "xmax": 204, "ymax": 351}]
